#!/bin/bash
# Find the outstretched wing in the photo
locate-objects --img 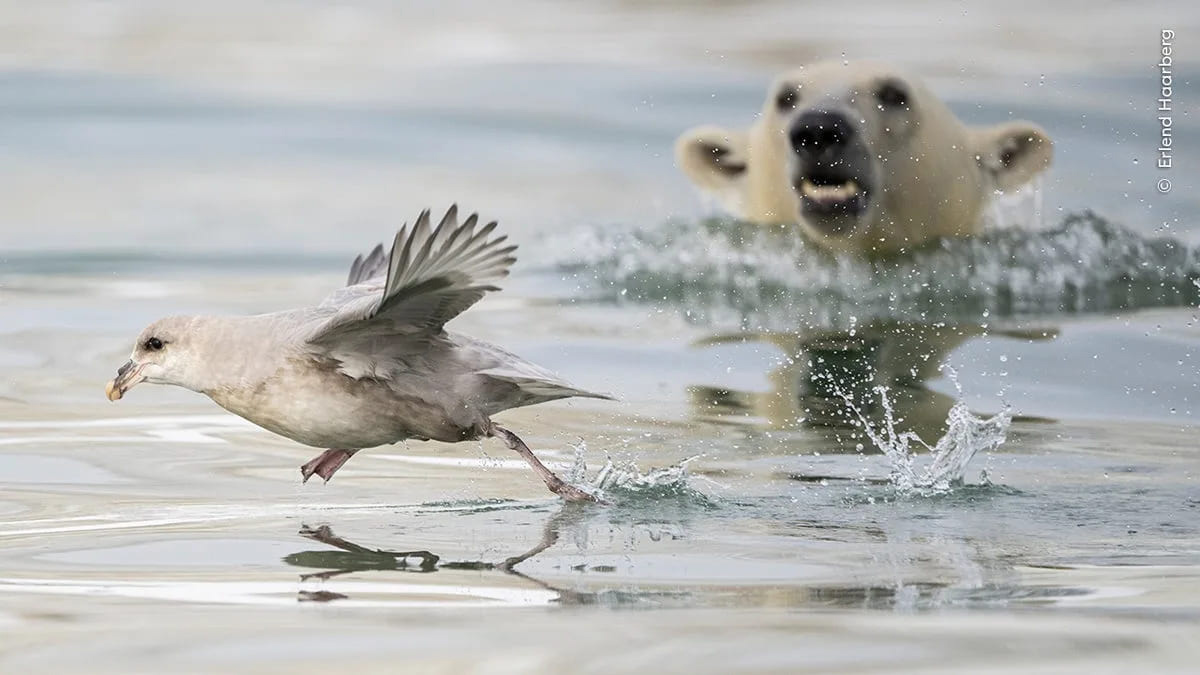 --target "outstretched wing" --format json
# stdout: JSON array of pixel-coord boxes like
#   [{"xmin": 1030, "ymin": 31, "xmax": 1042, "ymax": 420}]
[
  {"xmin": 305, "ymin": 205, "xmax": 517, "ymax": 344},
  {"xmin": 345, "ymin": 242, "xmax": 387, "ymax": 286}
]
